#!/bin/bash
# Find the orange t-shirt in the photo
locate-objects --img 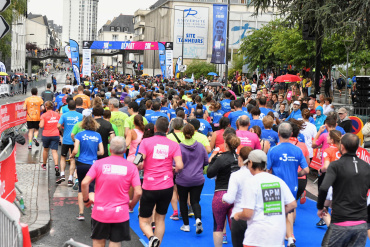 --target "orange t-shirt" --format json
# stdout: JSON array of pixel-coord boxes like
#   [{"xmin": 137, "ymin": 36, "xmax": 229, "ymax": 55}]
[
  {"xmin": 323, "ymin": 144, "xmax": 341, "ymax": 164},
  {"xmin": 24, "ymin": 96, "xmax": 44, "ymax": 121},
  {"xmin": 73, "ymin": 94, "xmax": 91, "ymax": 109}
]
